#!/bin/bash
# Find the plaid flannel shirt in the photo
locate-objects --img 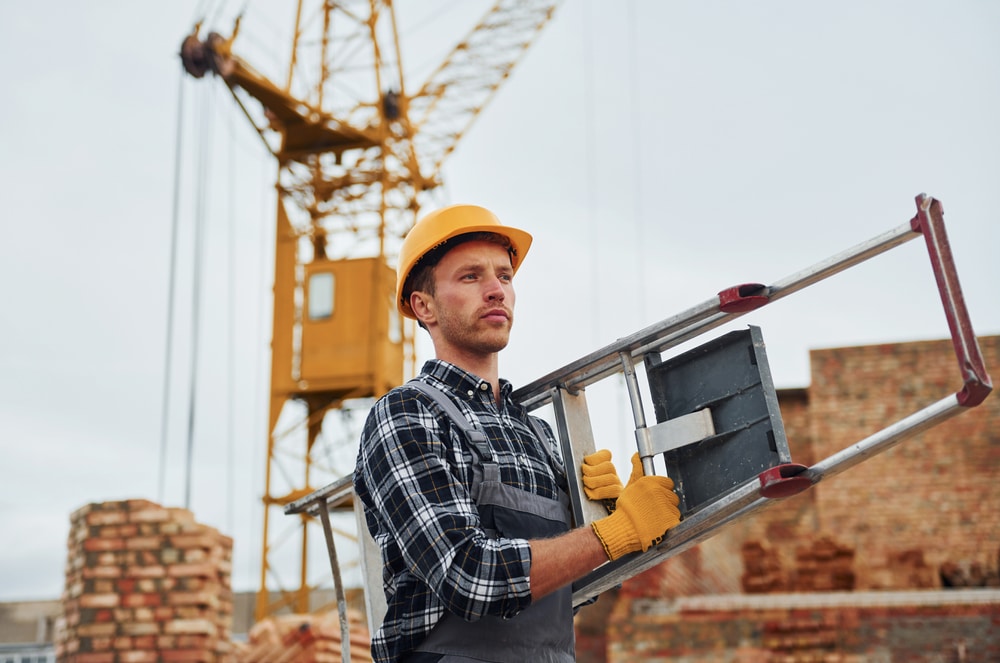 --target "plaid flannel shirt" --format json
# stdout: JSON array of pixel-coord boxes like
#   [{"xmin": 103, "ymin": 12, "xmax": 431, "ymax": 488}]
[{"xmin": 354, "ymin": 359, "xmax": 567, "ymax": 663}]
